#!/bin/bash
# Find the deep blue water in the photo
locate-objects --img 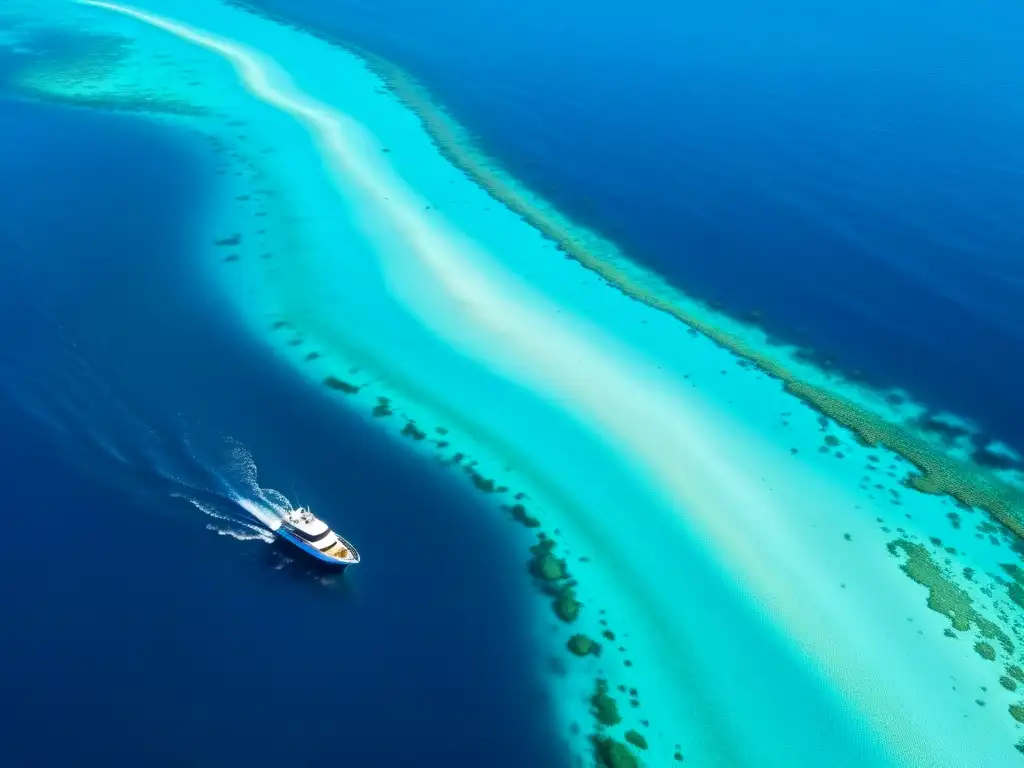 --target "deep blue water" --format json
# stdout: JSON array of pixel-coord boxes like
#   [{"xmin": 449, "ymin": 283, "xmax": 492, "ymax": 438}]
[
  {"xmin": 0, "ymin": 97, "xmax": 565, "ymax": 766},
  {"xmin": 246, "ymin": 0, "xmax": 1024, "ymax": 455}
]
